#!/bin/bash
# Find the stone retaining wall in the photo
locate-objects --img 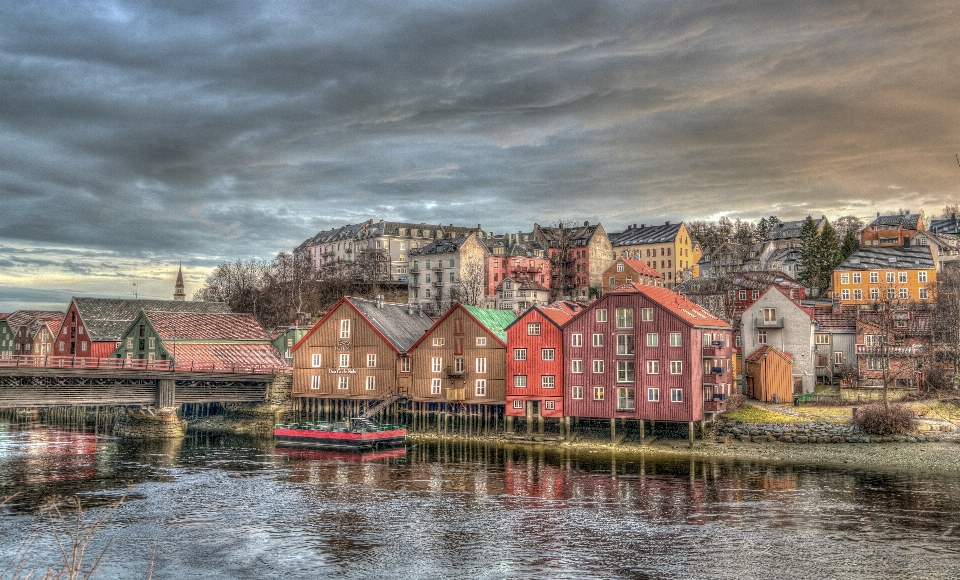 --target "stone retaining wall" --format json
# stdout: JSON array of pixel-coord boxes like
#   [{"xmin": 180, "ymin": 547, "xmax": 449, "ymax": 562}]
[
  {"xmin": 113, "ymin": 410, "xmax": 187, "ymax": 438},
  {"xmin": 716, "ymin": 420, "xmax": 948, "ymax": 444}
]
